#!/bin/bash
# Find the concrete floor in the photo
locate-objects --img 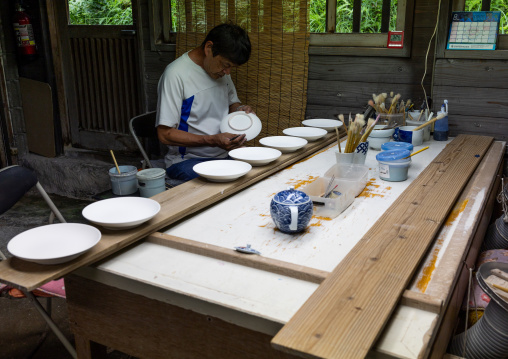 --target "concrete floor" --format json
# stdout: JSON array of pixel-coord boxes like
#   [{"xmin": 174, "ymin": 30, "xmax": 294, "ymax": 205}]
[{"xmin": 0, "ymin": 192, "xmax": 135, "ymax": 359}]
